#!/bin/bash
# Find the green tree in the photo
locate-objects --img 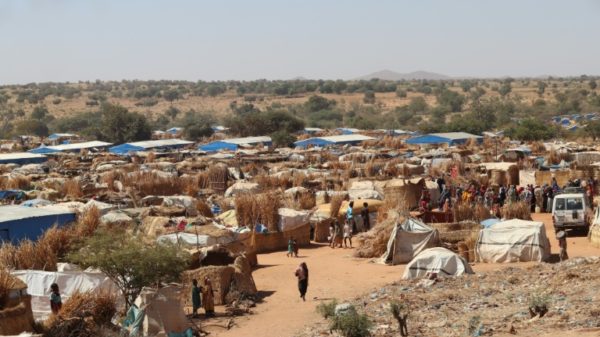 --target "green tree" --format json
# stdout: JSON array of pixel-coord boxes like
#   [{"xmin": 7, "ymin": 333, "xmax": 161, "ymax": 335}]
[
  {"xmin": 163, "ymin": 89, "xmax": 181, "ymax": 103},
  {"xmin": 305, "ymin": 95, "xmax": 336, "ymax": 112},
  {"xmin": 590, "ymin": 80, "xmax": 597, "ymax": 90},
  {"xmin": 100, "ymin": 103, "xmax": 151, "ymax": 143},
  {"xmin": 69, "ymin": 230, "xmax": 189, "ymax": 308},
  {"xmin": 537, "ymin": 81, "xmax": 546, "ymax": 96},
  {"xmin": 506, "ymin": 119, "xmax": 556, "ymax": 141},
  {"xmin": 436, "ymin": 89, "xmax": 465, "ymax": 112},
  {"xmin": 363, "ymin": 90, "xmax": 376, "ymax": 104},
  {"xmin": 31, "ymin": 105, "xmax": 48, "ymax": 120},
  {"xmin": 15, "ymin": 119, "xmax": 49, "ymax": 137},
  {"xmin": 165, "ymin": 106, "xmax": 180, "ymax": 120},
  {"xmin": 498, "ymin": 83, "xmax": 512, "ymax": 97},
  {"xmin": 395, "ymin": 88, "xmax": 407, "ymax": 98},
  {"xmin": 585, "ymin": 120, "xmax": 600, "ymax": 140},
  {"xmin": 407, "ymin": 97, "xmax": 428, "ymax": 114},
  {"xmin": 271, "ymin": 130, "xmax": 296, "ymax": 147}
]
